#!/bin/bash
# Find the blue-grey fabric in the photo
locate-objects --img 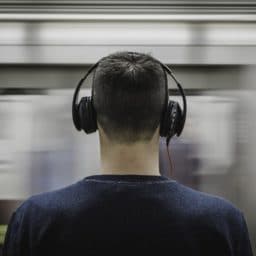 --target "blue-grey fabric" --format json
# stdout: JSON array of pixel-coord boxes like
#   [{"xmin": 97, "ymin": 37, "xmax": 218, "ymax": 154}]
[{"xmin": 2, "ymin": 174, "xmax": 253, "ymax": 255}]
